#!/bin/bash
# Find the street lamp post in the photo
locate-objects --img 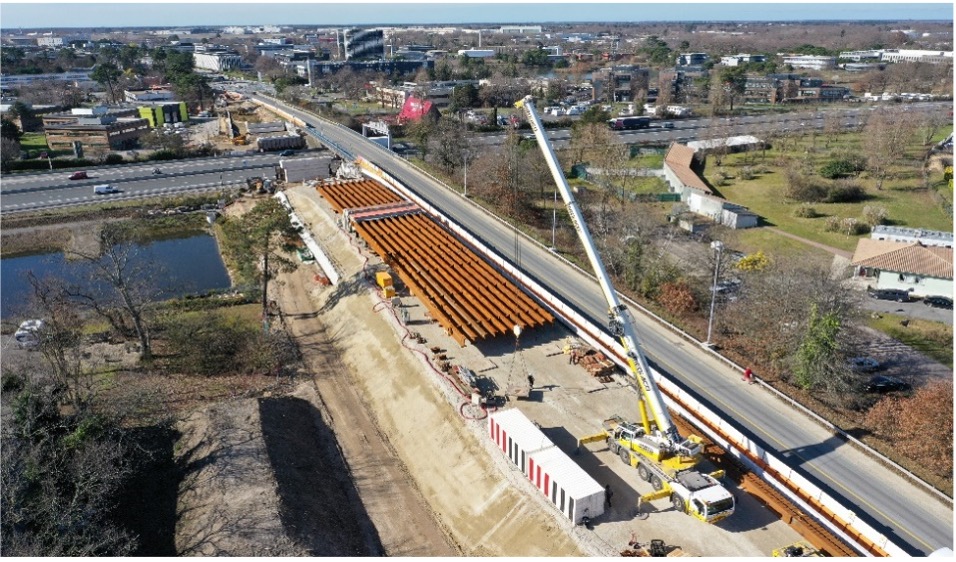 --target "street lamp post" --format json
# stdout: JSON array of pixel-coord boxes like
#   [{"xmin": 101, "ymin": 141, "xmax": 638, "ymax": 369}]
[
  {"xmin": 463, "ymin": 154, "xmax": 468, "ymax": 197},
  {"xmin": 705, "ymin": 240, "xmax": 724, "ymax": 347}
]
